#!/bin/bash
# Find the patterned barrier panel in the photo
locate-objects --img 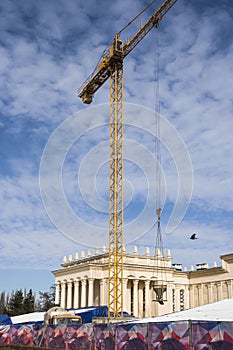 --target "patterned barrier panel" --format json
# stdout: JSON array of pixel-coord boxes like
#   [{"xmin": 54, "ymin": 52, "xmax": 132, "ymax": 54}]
[
  {"xmin": 12, "ymin": 325, "xmax": 35, "ymax": 346},
  {"xmin": 115, "ymin": 323, "xmax": 148, "ymax": 350},
  {"xmin": 1, "ymin": 320, "xmax": 233, "ymax": 349},
  {"xmin": 45, "ymin": 325, "xmax": 66, "ymax": 349},
  {"xmin": 0, "ymin": 324, "xmax": 93, "ymax": 349},
  {"xmin": 0, "ymin": 325, "xmax": 35, "ymax": 347},
  {"xmin": 65, "ymin": 323, "xmax": 93, "ymax": 350},
  {"xmin": 36, "ymin": 327, "xmax": 46, "ymax": 348},
  {"xmin": 93, "ymin": 323, "xmax": 116, "ymax": 350},
  {"xmin": 0, "ymin": 325, "xmax": 14, "ymax": 345},
  {"xmin": 148, "ymin": 321, "xmax": 190, "ymax": 350},
  {"xmin": 192, "ymin": 321, "xmax": 233, "ymax": 350}
]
